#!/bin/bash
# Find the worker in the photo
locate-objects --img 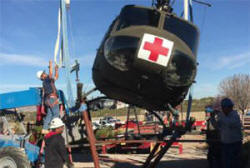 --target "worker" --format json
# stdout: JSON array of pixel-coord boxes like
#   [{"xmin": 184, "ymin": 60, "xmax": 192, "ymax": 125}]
[
  {"xmin": 37, "ymin": 60, "xmax": 60, "ymax": 134},
  {"xmin": 168, "ymin": 104, "xmax": 180, "ymax": 127},
  {"xmin": 211, "ymin": 98, "xmax": 242, "ymax": 168},
  {"xmin": 44, "ymin": 118, "xmax": 74, "ymax": 168},
  {"xmin": 205, "ymin": 105, "xmax": 221, "ymax": 168}
]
